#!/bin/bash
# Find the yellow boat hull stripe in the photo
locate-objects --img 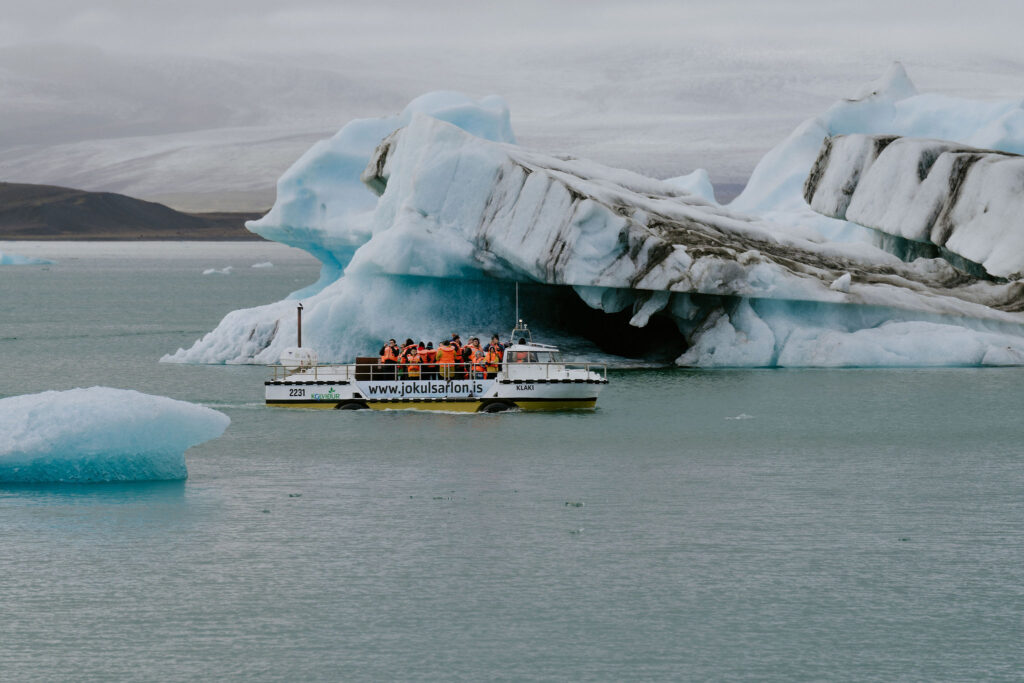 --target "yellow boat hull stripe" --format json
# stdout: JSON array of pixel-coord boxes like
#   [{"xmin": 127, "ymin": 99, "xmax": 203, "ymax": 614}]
[{"xmin": 265, "ymin": 398, "xmax": 597, "ymax": 412}]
